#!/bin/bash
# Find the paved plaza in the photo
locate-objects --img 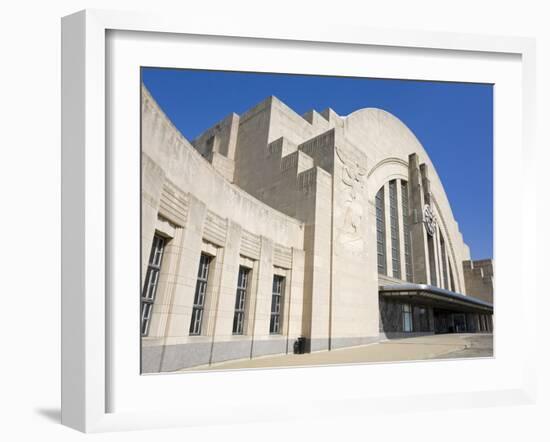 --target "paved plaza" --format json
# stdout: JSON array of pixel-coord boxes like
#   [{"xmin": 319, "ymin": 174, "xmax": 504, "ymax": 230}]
[{"xmin": 181, "ymin": 333, "xmax": 493, "ymax": 372}]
